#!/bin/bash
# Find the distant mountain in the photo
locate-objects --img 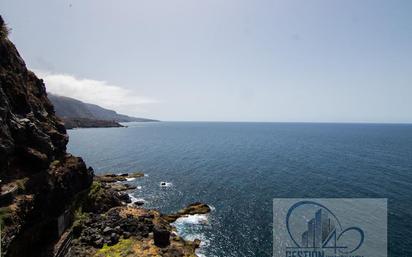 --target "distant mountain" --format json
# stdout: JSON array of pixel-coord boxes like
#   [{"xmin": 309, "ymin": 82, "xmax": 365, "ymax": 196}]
[{"xmin": 48, "ymin": 94, "xmax": 158, "ymax": 128}]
